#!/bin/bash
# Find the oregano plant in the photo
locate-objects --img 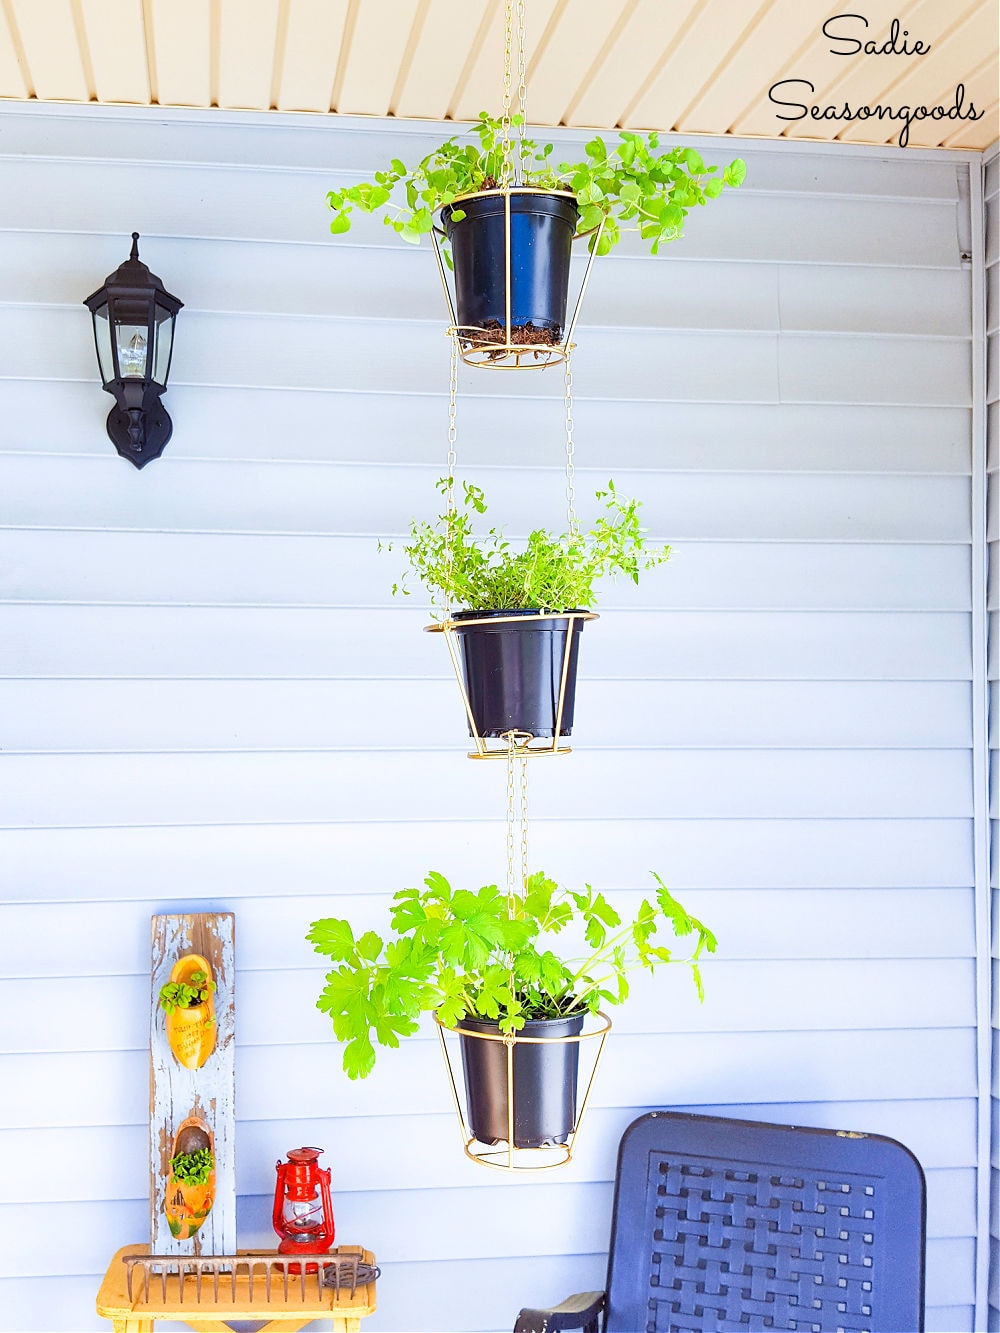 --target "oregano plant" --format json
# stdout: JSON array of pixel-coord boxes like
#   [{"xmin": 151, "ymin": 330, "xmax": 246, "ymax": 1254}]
[
  {"xmin": 327, "ymin": 112, "xmax": 745, "ymax": 255},
  {"xmin": 387, "ymin": 476, "xmax": 670, "ymax": 616},
  {"xmin": 308, "ymin": 870, "xmax": 716, "ymax": 1080}
]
